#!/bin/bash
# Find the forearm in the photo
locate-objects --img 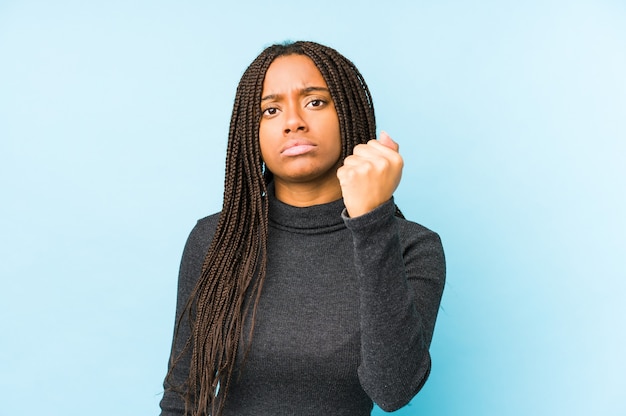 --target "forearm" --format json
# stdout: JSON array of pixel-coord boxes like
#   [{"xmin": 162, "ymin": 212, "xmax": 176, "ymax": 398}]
[{"xmin": 344, "ymin": 199, "xmax": 445, "ymax": 411}]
